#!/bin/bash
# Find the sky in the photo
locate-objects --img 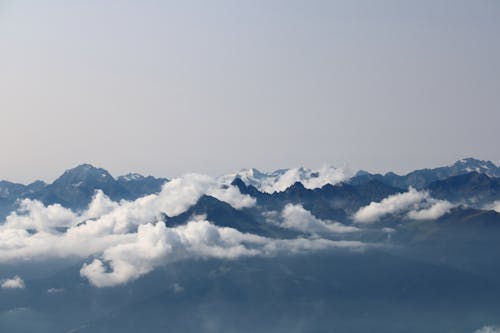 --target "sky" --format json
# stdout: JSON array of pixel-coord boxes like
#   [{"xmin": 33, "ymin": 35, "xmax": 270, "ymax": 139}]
[{"xmin": 0, "ymin": 0, "xmax": 499, "ymax": 183}]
